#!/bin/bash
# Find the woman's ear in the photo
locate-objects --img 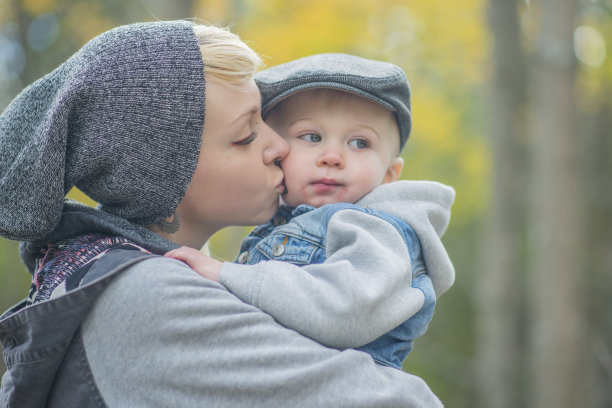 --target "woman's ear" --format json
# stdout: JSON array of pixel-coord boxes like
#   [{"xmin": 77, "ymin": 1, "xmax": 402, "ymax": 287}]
[{"xmin": 382, "ymin": 157, "xmax": 404, "ymax": 184}]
